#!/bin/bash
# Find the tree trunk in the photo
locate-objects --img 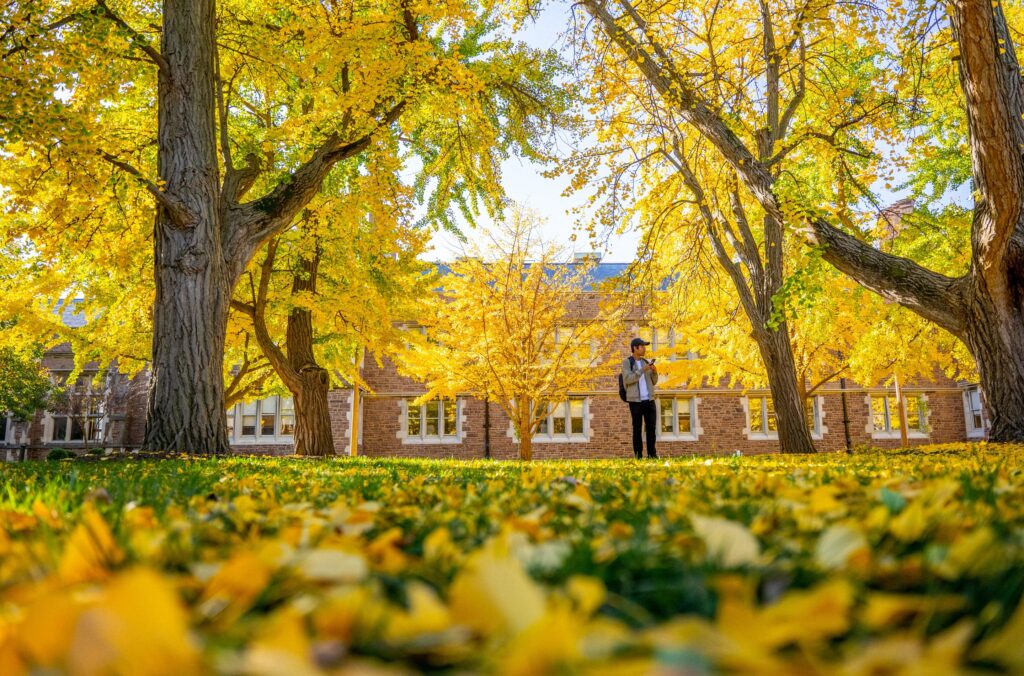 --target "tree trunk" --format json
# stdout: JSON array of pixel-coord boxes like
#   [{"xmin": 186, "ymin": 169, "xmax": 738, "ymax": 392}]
[
  {"xmin": 143, "ymin": 0, "xmax": 230, "ymax": 454},
  {"xmin": 754, "ymin": 322, "xmax": 817, "ymax": 454},
  {"xmin": 286, "ymin": 252, "xmax": 335, "ymax": 456},
  {"xmin": 292, "ymin": 373, "xmax": 334, "ymax": 456},
  {"xmin": 962, "ymin": 280, "xmax": 1024, "ymax": 441},
  {"xmin": 518, "ymin": 399, "xmax": 533, "ymax": 461}
]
